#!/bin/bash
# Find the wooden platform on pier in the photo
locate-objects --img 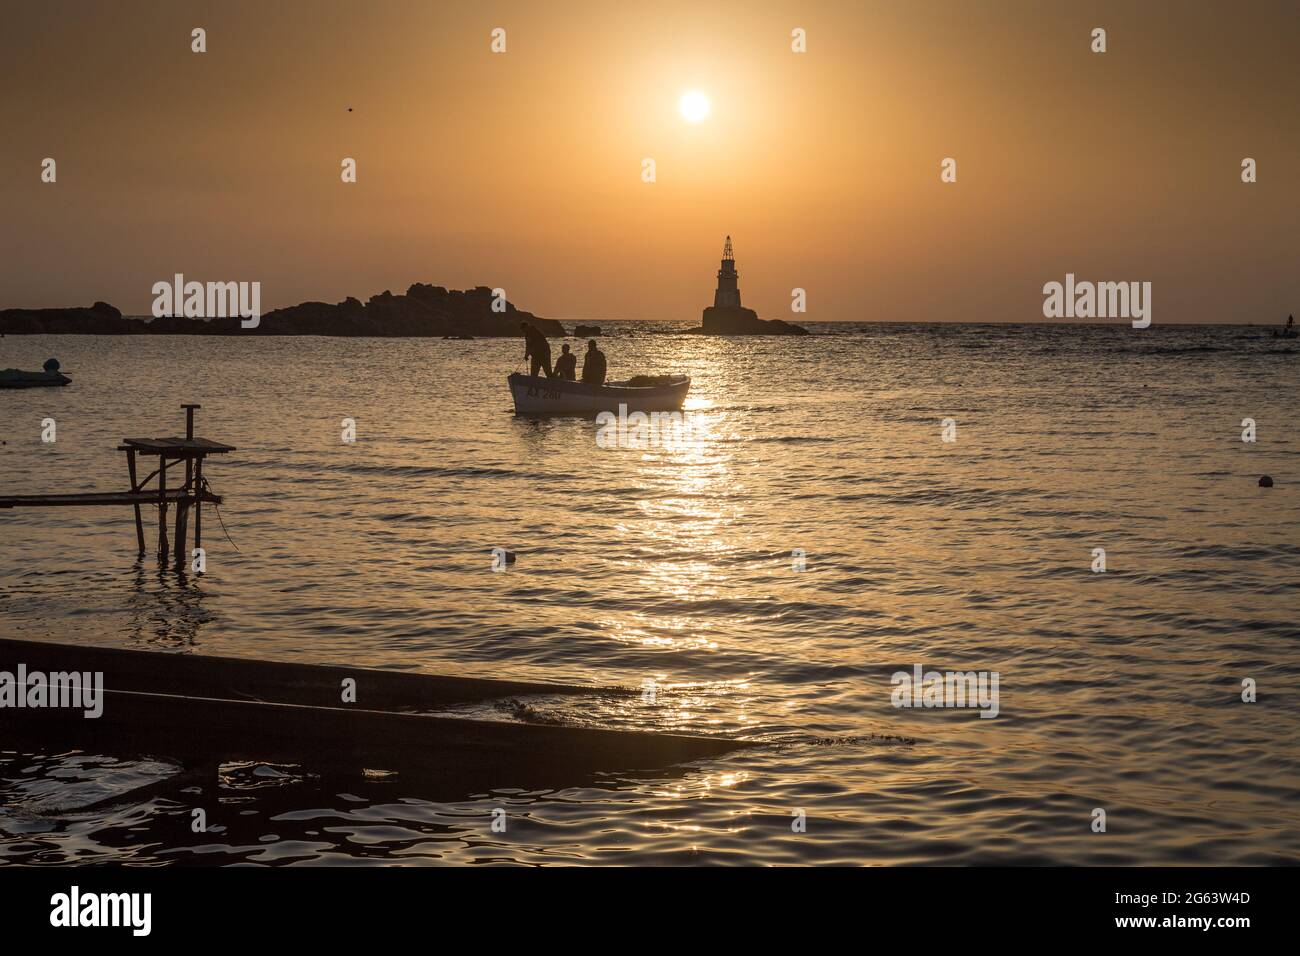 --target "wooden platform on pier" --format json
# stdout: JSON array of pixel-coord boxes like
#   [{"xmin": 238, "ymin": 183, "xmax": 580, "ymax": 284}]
[
  {"xmin": 0, "ymin": 405, "xmax": 234, "ymax": 566},
  {"xmin": 0, "ymin": 488, "xmax": 221, "ymax": 509},
  {"xmin": 118, "ymin": 437, "xmax": 235, "ymax": 457}
]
